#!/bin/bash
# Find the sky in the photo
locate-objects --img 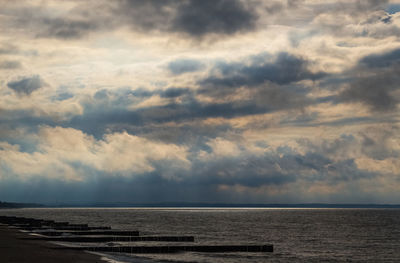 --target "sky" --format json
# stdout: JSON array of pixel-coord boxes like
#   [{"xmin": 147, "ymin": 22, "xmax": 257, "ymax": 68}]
[{"xmin": 0, "ymin": 0, "xmax": 400, "ymax": 204}]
